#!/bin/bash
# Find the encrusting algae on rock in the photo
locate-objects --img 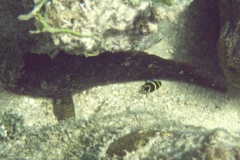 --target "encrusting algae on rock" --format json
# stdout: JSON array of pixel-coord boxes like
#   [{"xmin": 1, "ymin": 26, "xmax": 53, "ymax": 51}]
[{"xmin": 17, "ymin": 0, "xmax": 186, "ymax": 57}]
